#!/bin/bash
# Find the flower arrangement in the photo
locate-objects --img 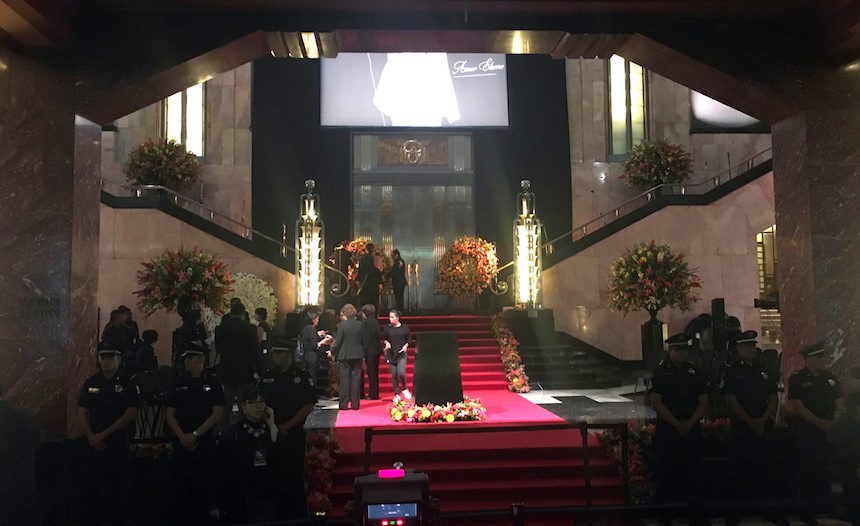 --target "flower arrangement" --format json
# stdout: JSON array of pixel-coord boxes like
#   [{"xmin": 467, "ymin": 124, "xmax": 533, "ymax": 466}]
[
  {"xmin": 129, "ymin": 441, "xmax": 174, "ymax": 460},
  {"xmin": 621, "ymin": 139, "xmax": 692, "ymax": 189},
  {"xmin": 435, "ymin": 236, "xmax": 499, "ymax": 297},
  {"xmin": 200, "ymin": 272, "xmax": 278, "ymax": 335},
  {"xmin": 491, "ymin": 314, "xmax": 530, "ymax": 393},
  {"xmin": 326, "ymin": 360, "xmax": 339, "ymax": 398},
  {"xmin": 596, "ymin": 423, "xmax": 656, "ymax": 503},
  {"xmin": 134, "ymin": 246, "xmax": 233, "ymax": 316},
  {"xmin": 608, "ymin": 240, "xmax": 701, "ymax": 318},
  {"xmin": 124, "ymin": 138, "xmax": 200, "ymax": 191},
  {"xmin": 305, "ymin": 430, "xmax": 341, "ymax": 514},
  {"xmin": 389, "ymin": 397, "xmax": 487, "ymax": 423},
  {"xmin": 328, "ymin": 239, "xmax": 393, "ymax": 296}
]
